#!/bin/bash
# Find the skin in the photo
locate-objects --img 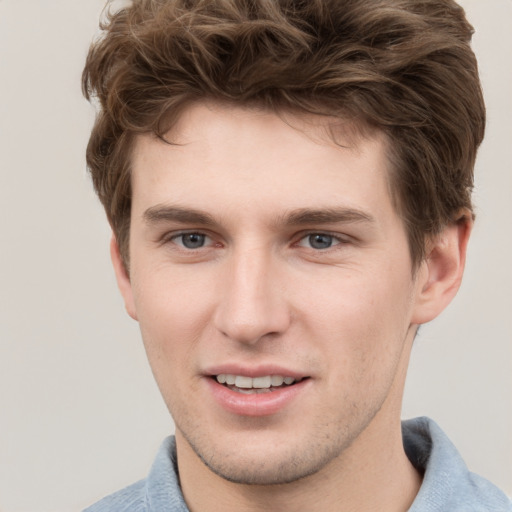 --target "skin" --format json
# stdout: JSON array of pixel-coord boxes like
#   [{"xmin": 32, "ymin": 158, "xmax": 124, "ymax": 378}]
[{"xmin": 112, "ymin": 102, "xmax": 471, "ymax": 511}]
